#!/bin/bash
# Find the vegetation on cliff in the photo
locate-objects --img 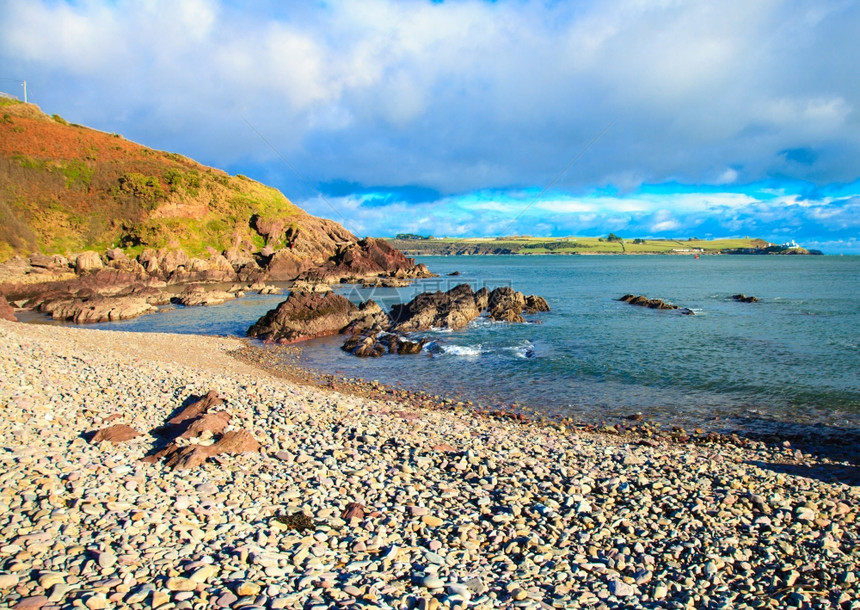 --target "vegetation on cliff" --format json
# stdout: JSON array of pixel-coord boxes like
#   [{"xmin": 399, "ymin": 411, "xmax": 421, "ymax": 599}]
[{"xmin": 0, "ymin": 98, "xmax": 340, "ymax": 262}]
